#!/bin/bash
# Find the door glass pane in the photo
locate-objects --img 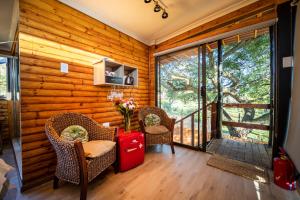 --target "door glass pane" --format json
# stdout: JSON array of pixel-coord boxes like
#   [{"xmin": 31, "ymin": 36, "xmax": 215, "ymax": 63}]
[
  {"xmin": 0, "ymin": 57, "xmax": 7, "ymax": 98},
  {"xmin": 222, "ymin": 27, "xmax": 271, "ymax": 143},
  {"xmin": 158, "ymin": 47, "xmax": 199, "ymax": 146},
  {"xmin": 205, "ymin": 41, "xmax": 218, "ymax": 144}
]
